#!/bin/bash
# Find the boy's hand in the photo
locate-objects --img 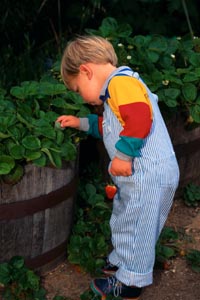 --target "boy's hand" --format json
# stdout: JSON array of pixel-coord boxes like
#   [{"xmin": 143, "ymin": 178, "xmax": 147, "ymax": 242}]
[
  {"xmin": 109, "ymin": 156, "xmax": 132, "ymax": 177},
  {"xmin": 56, "ymin": 115, "xmax": 80, "ymax": 129}
]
